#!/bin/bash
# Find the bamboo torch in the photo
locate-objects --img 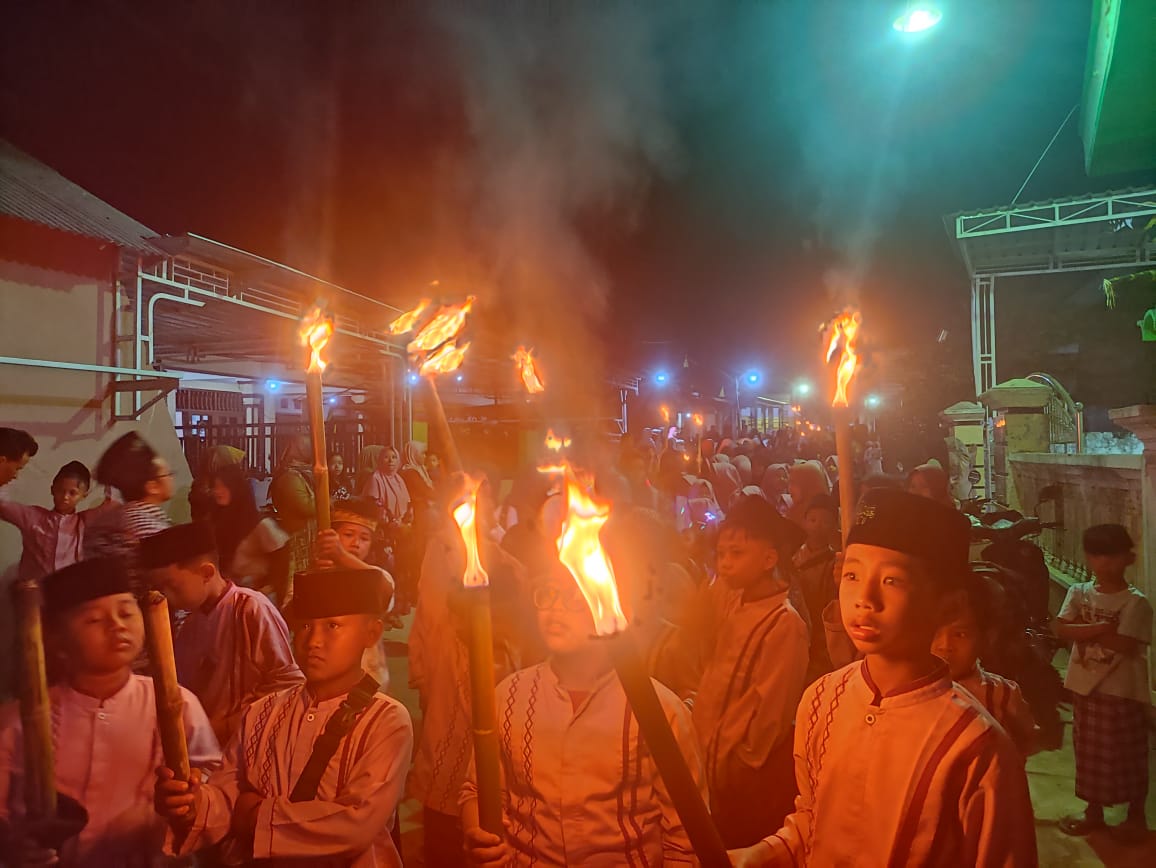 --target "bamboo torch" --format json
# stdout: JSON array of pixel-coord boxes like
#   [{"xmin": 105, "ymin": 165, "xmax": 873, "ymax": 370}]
[
  {"xmin": 299, "ymin": 306, "xmax": 335, "ymax": 531},
  {"xmin": 14, "ymin": 579, "xmax": 56, "ymax": 822},
  {"xmin": 551, "ymin": 465, "xmax": 730, "ymax": 867},
  {"xmin": 823, "ymin": 310, "xmax": 863, "ymax": 543},
  {"xmin": 452, "ymin": 478, "xmax": 502, "ymax": 834},
  {"xmin": 142, "ymin": 591, "xmax": 191, "ymax": 780}
]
